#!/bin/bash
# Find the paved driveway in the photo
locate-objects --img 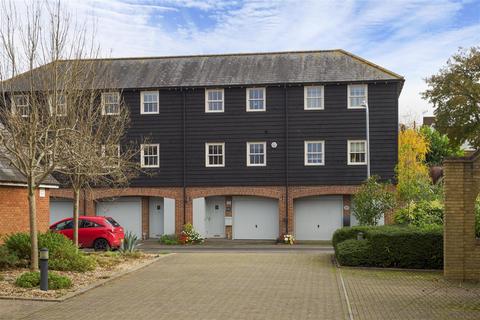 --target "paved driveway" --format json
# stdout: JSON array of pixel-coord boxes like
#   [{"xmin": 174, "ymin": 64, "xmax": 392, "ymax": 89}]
[{"xmin": 6, "ymin": 253, "xmax": 348, "ymax": 320}]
